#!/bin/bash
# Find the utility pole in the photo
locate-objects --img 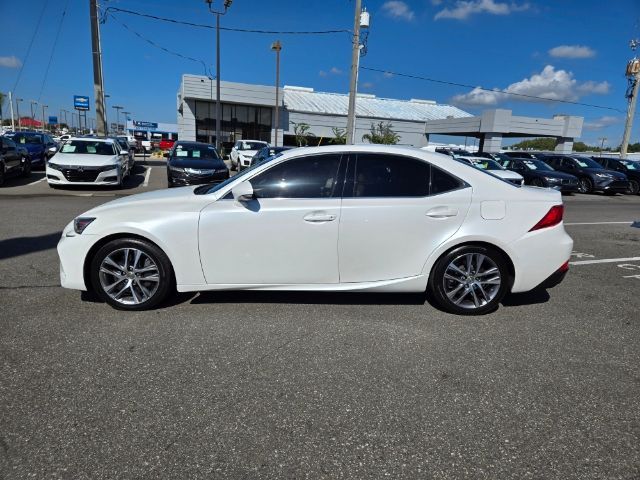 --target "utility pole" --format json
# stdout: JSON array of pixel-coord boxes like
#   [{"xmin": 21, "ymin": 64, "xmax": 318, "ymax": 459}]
[
  {"xmin": 90, "ymin": 0, "xmax": 107, "ymax": 136},
  {"xmin": 30, "ymin": 100, "xmax": 37, "ymax": 123},
  {"xmin": 41, "ymin": 104, "xmax": 48, "ymax": 132},
  {"xmin": 621, "ymin": 39, "xmax": 640, "ymax": 158},
  {"xmin": 345, "ymin": 0, "xmax": 362, "ymax": 145},
  {"xmin": 9, "ymin": 91, "xmax": 15, "ymax": 131},
  {"xmin": 16, "ymin": 98, "xmax": 22, "ymax": 130},
  {"xmin": 271, "ymin": 40, "xmax": 282, "ymax": 147},
  {"xmin": 205, "ymin": 0, "xmax": 233, "ymax": 152}
]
